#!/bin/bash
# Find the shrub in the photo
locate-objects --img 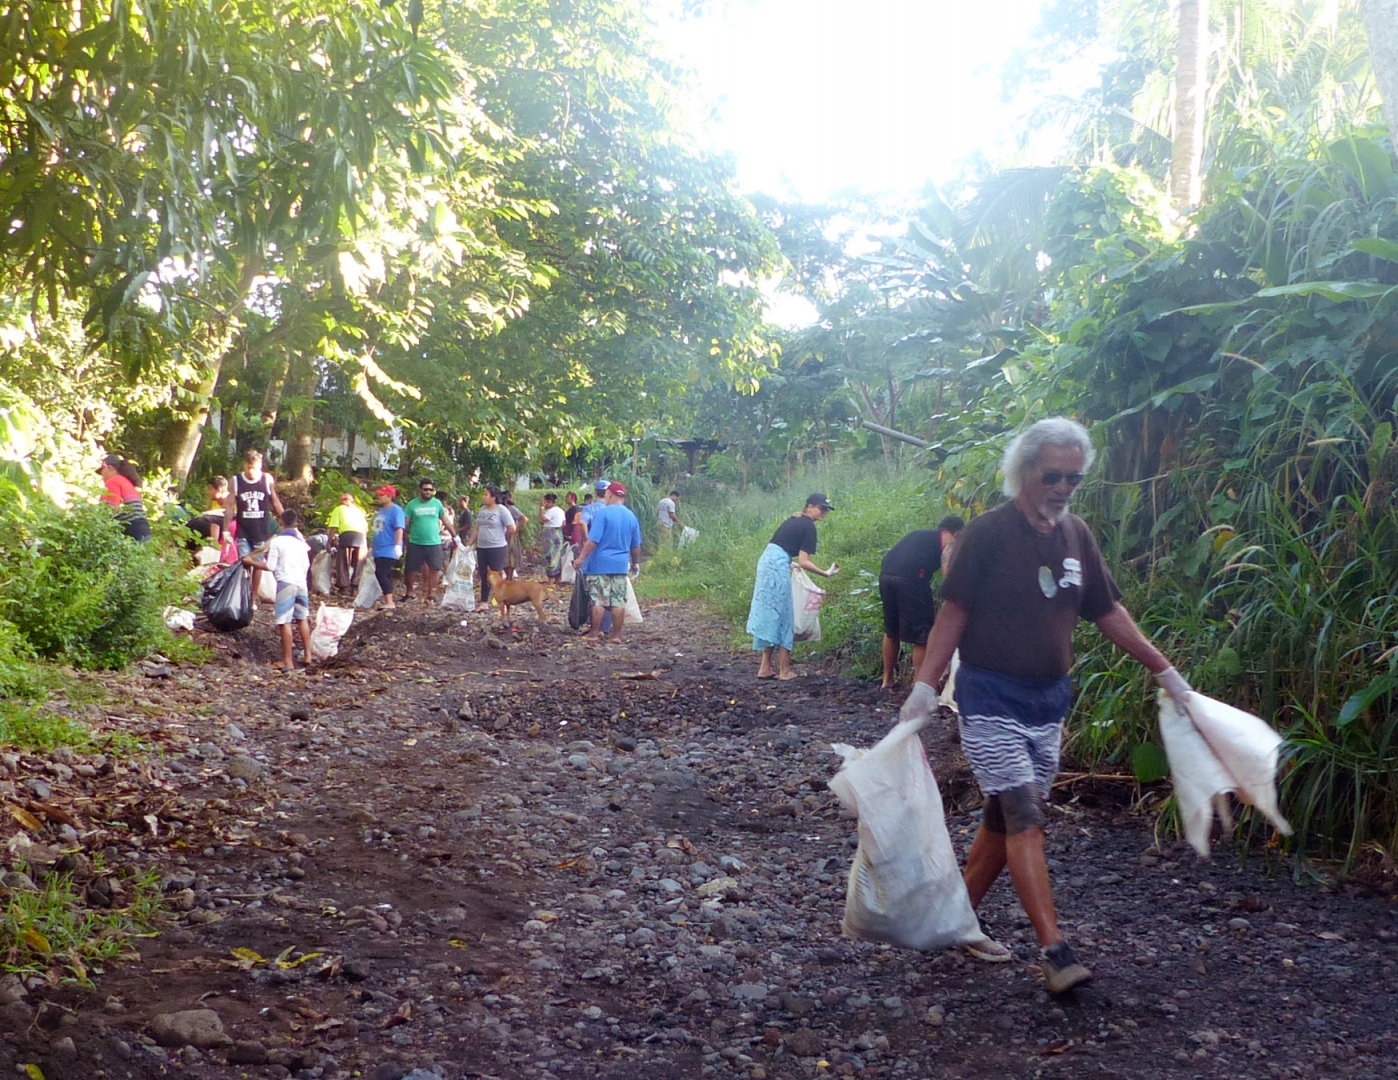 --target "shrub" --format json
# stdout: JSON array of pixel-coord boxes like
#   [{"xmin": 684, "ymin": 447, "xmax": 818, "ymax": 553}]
[{"xmin": 0, "ymin": 492, "xmax": 192, "ymax": 670}]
